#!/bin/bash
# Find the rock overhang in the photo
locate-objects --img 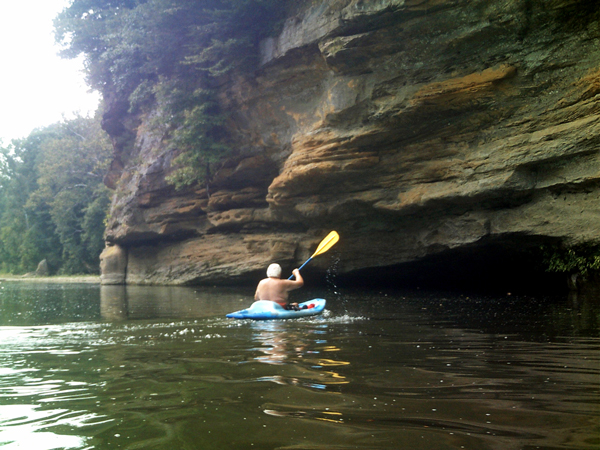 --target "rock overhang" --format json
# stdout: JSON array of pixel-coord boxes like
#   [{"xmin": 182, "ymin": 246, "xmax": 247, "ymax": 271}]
[{"xmin": 99, "ymin": 0, "xmax": 600, "ymax": 293}]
